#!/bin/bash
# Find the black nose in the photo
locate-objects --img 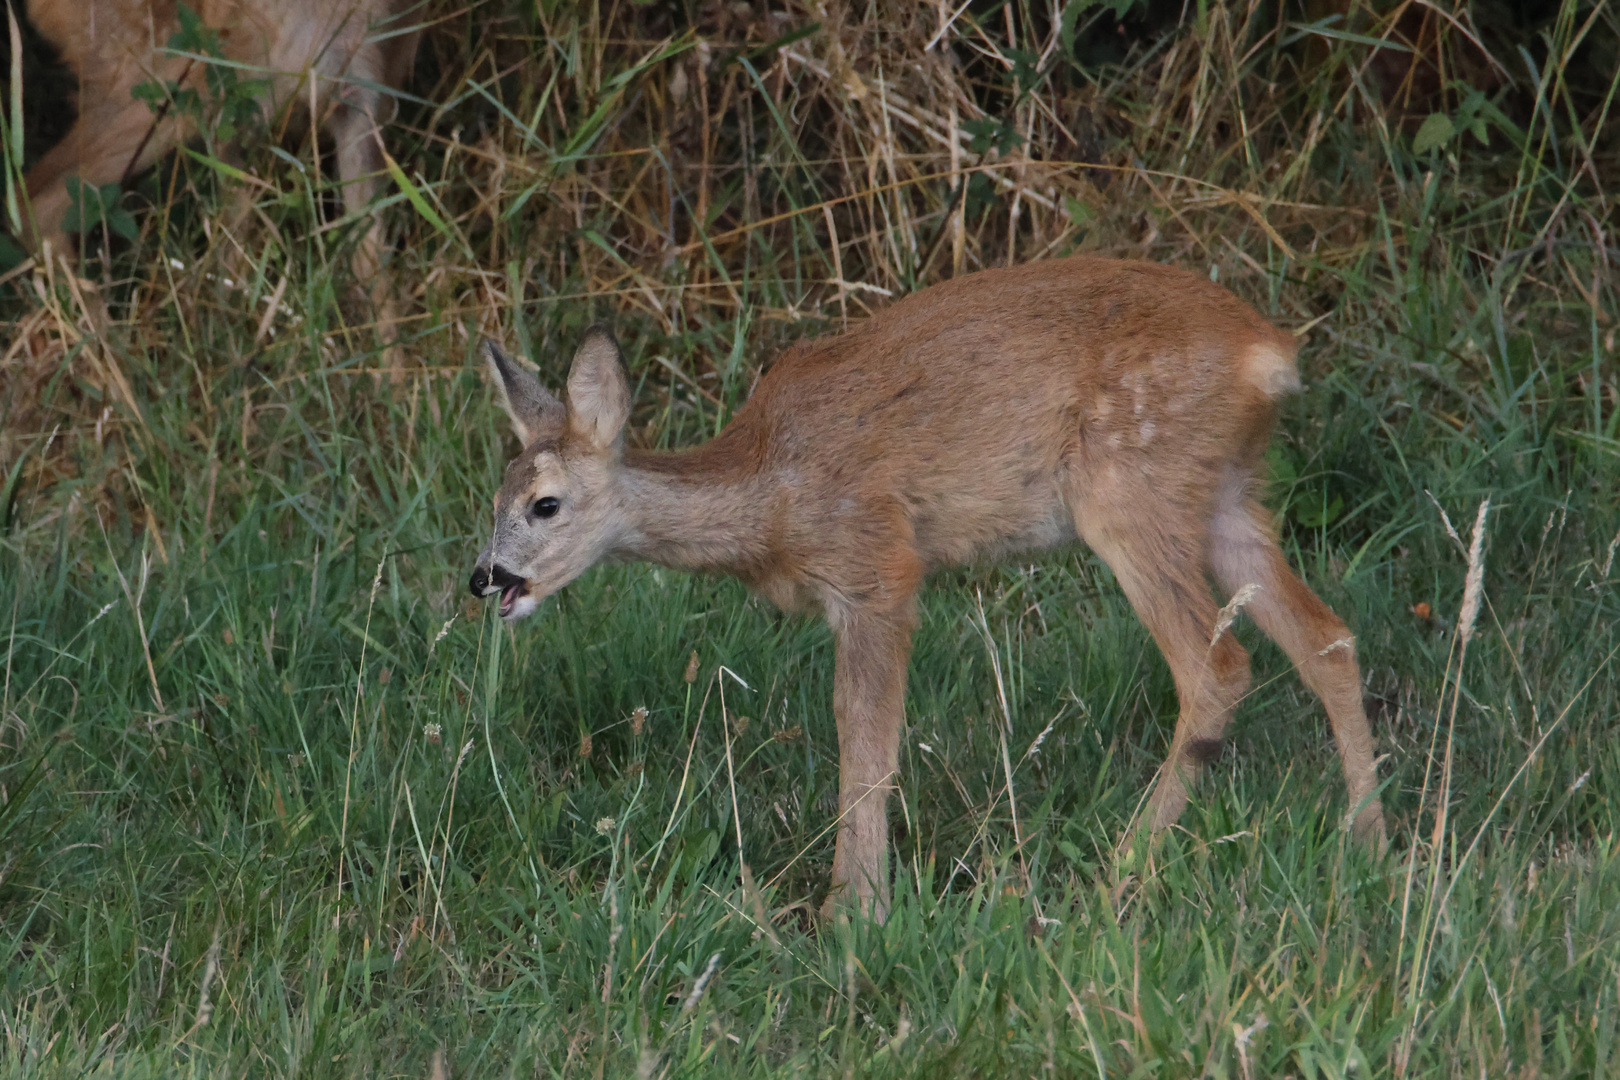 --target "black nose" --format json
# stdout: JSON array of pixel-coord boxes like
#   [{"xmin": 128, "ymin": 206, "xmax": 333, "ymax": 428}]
[{"xmin": 470, "ymin": 564, "xmax": 523, "ymax": 598}]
